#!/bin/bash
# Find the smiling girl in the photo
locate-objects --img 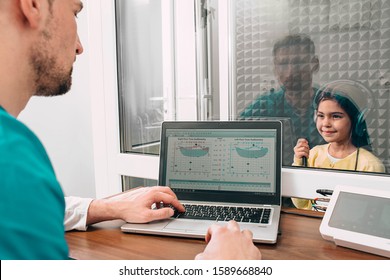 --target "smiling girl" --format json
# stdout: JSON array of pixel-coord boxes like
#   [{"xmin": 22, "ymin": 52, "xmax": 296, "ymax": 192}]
[{"xmin": 292, "ymin": 80, "xmax": 385, "ymax": 209}]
